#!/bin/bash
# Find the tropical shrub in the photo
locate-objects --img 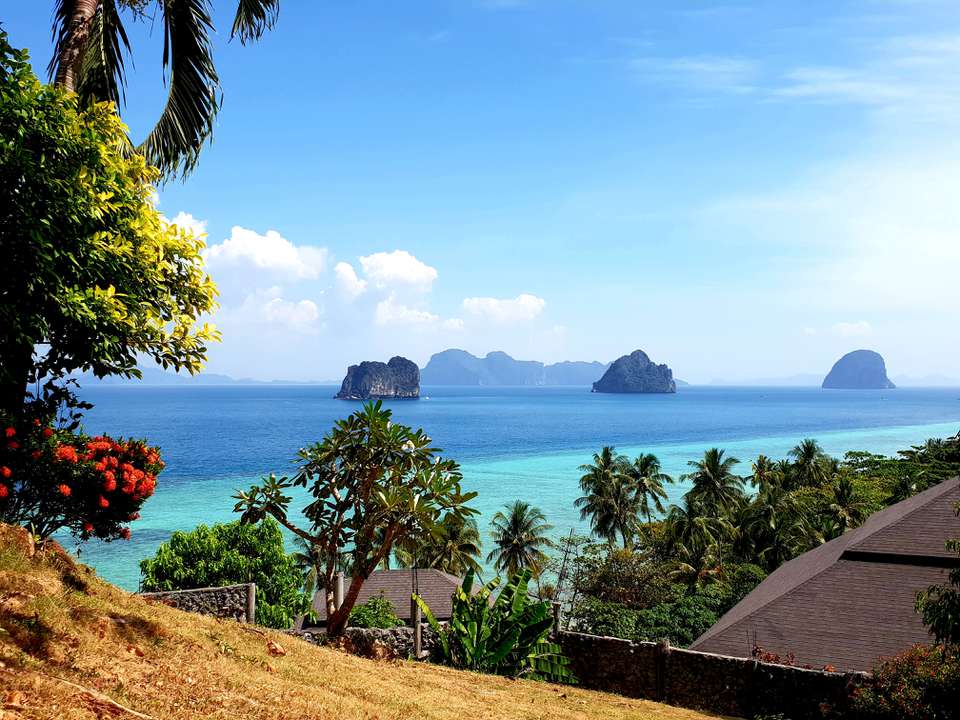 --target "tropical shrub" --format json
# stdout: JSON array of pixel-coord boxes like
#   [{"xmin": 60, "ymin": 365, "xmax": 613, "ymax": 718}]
[
  {"xmin": 851, "ymin": 645, "xmax": 959, "ymax": 720},
  {"xmin": 234, "ymin": 401, "xmax": 477, "ymax": 635},
  {"xmin": 348, "ymin": 594, "xmax": 404, "ymax": 629},
  {"xmin": 415, "ymin": 568, "xmax": 575, "ymax": 683},
  {"xmin": 0, "ymin": 32, "xmax": 218, "ymax": 419},
  {"xmin": 0, "ymin": 412, "xmax": 160, "ymax": 540},
  {"xmin": 140, "ymin": 519, "xmax": 309, "ymax": 629}
]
